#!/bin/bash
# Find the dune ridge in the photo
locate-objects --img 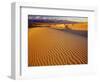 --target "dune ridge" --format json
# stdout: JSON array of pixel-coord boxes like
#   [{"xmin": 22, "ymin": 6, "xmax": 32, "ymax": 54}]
[{"xmin": 28, "ymin": 27, "xmax": 87, "ymax": 66}]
